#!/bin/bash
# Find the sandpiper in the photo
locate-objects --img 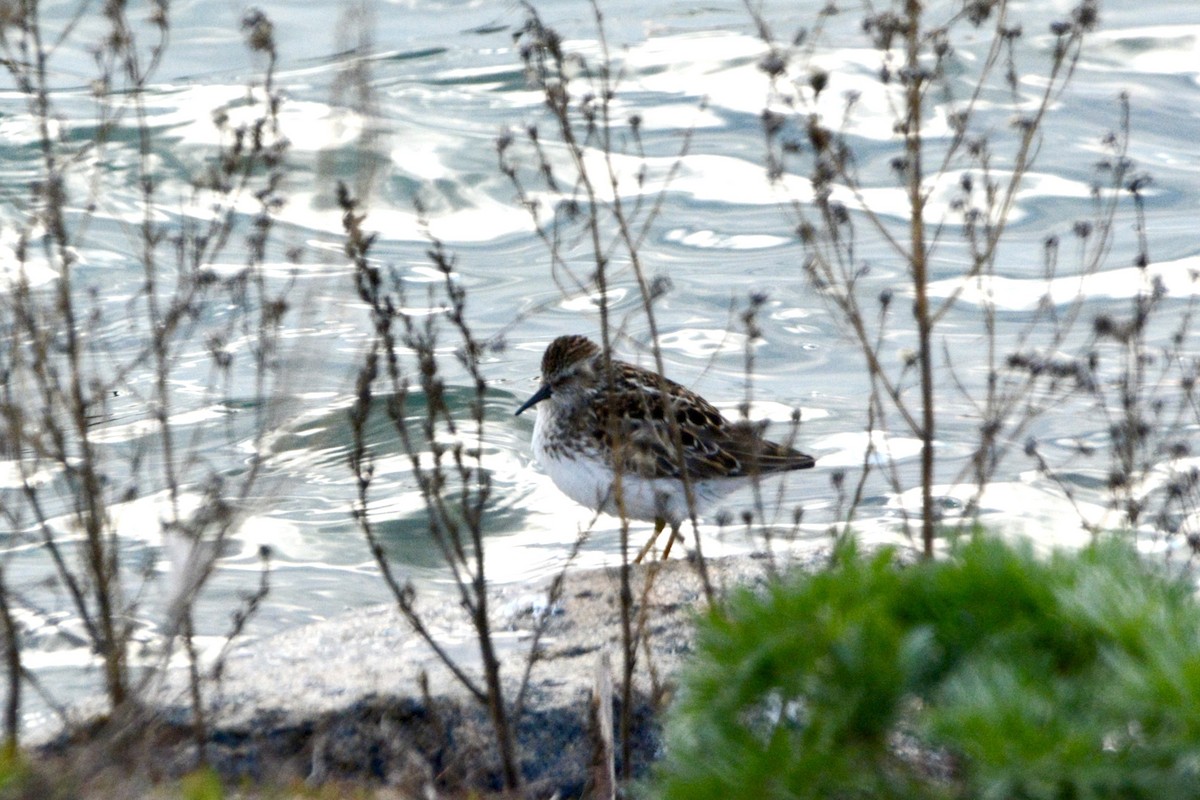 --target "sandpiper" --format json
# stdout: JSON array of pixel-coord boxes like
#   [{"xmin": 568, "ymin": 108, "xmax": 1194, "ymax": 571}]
[{"xmin": 515, "ymin": 335, "xmax": 815, "ymax": 560}]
